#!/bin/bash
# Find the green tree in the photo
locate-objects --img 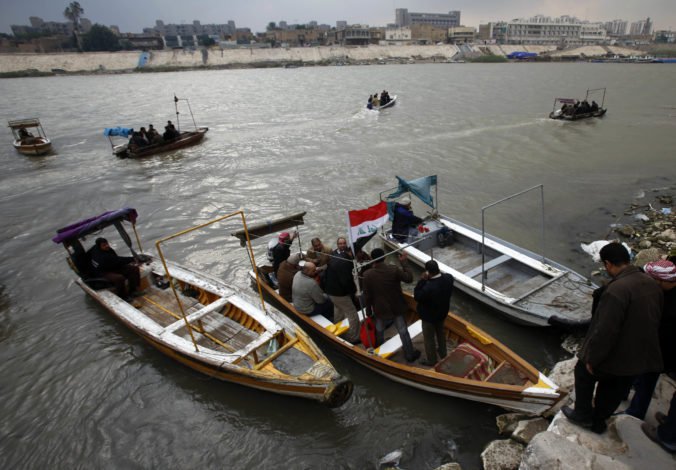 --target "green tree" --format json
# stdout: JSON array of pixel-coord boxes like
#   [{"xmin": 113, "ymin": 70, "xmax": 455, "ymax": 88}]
[
  {"xmin": 63, "ymin": 1, "xmax": 84, "ymax": 31},
  {"xmin": 267, "ymin": 22, "xmax": 277, "ymax": 31},
  {"xmin": 82, "ymin": 24, "xmax": 120, "ymax": 51},
  {"xmin": 198, "ymin": 35, "xmax": 216, "ymax": 46}
]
